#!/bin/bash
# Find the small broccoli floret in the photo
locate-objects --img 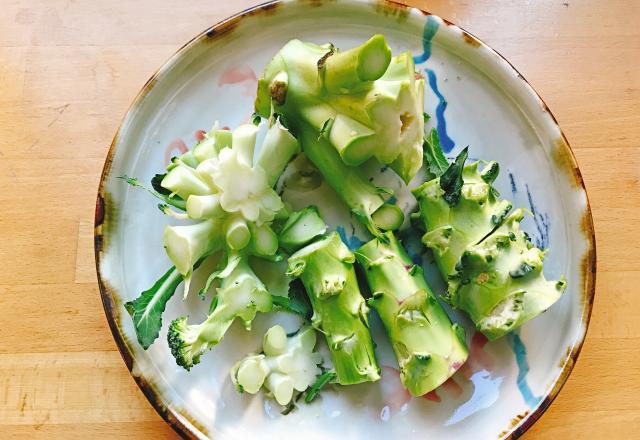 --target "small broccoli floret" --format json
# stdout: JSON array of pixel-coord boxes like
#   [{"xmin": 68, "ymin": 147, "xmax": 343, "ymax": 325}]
[
  {"xmin": 167, "ymin": 316, "xmax": 207, "ymax": 370},
  {"xmin": 167, "ymin": 258, "xmax": 273, "ymax": 370}
]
